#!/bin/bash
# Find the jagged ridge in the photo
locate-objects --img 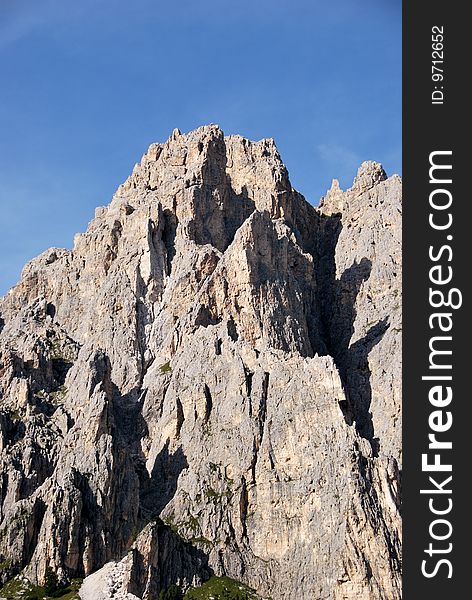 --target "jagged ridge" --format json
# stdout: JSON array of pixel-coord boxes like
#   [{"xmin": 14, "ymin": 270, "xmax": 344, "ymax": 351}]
[{"xmin": 0, "ymin": 125, "xmax": 401, "ymax": 600}]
